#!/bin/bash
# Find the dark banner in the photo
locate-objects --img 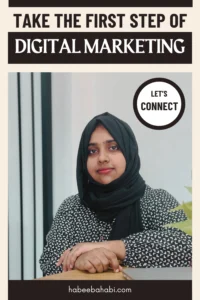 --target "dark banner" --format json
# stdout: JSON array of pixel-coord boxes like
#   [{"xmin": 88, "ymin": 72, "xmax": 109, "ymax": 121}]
[
  {"xmin": 8, "ymin": 0, "xmax": 193, "ymax": 7},
  {"xmin": 8, "ymin": 32, "xmax": 192, "ymax": 64},
  {"xmin": 9, "ymin": 280, "xmax": 192, "ymax": 300}
]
